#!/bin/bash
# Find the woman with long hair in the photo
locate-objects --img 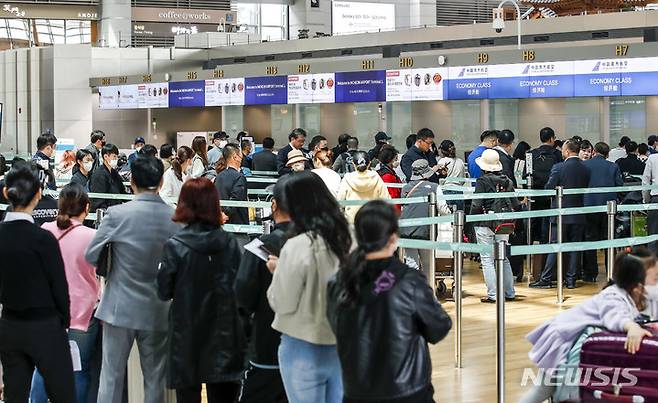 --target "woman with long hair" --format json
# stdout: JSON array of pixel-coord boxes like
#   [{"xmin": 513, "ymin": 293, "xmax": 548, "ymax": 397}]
[
  {"xmin": 512, "ymin": 141, "xmax": 531, "ymax": 186},
  {"xmin": 327, "ymin": 201, "xmax": 452, "ymax": 403},
  {"xmin": 267, "ymin": 171, "xmax": 352, "ymax": 403},
  {"xmin": 161, "ymin": 146, "xmax": 194, "ymax": 200},
  {"xmin": 0, "ymin": 161, "xmax": 76, "ymax": 402},
  {"xmin": 190, "ymin": 136, "xmax": 209, "ymax": 178},
  {"xmin": 520, "ymin": 247, "xmax": 658, "ymax": 403},
  {"xmin": 31, "ymin": 183, "xmax": 101, "ymax": 403},
  {"xmin": 158, "ymin": 177, "xmax": 245, "ymax": 403}
]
